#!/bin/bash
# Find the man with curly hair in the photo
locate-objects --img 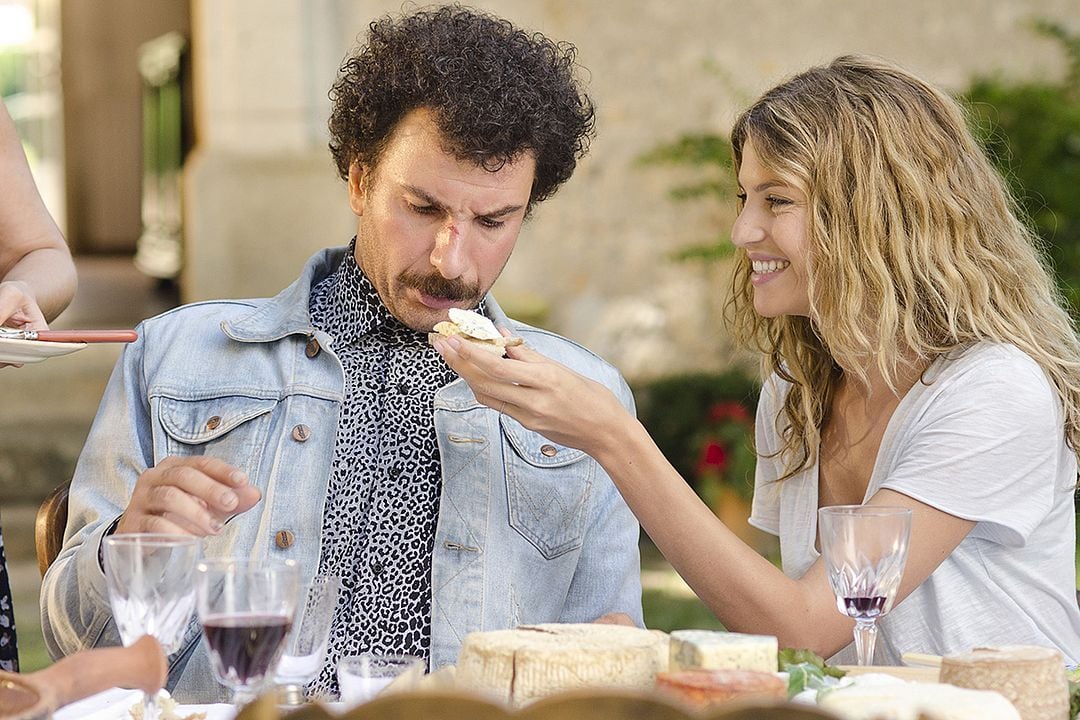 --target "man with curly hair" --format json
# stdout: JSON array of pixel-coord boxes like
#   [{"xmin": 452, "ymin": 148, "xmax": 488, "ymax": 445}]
[{"xmin": 41, "ymin": 5, "xmax": 643, "ymax": 701}]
